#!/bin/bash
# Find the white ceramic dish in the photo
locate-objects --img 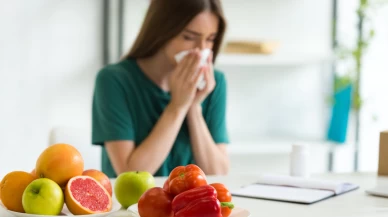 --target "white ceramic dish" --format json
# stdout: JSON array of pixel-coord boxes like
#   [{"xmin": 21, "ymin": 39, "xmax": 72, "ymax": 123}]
[
  {"xmin": 0, "ymin": 201, "xmax": 121, "ymax": 217},
  {"xmin": 126, "ymin": 203, "xmax": 250, "ymax": 217}
]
